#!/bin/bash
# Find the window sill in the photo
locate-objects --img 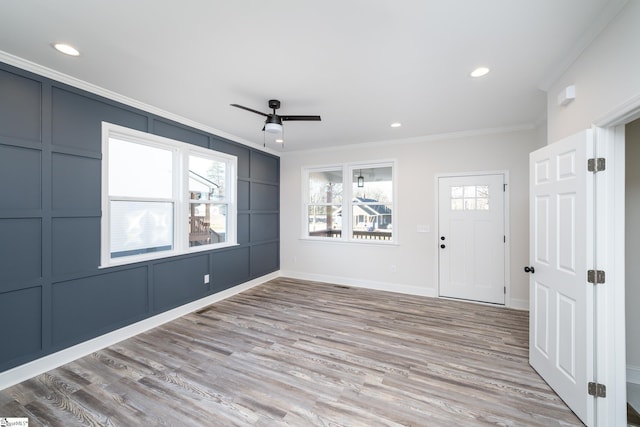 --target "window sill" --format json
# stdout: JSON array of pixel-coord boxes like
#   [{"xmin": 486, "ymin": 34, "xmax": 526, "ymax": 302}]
[
  {"xmin": 99, "ymin": 242, "xmax": 240, "ymax": 269},
  {"xmin": 299, "ymin": 237, "xmax": 399, "ymax": 246}
]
